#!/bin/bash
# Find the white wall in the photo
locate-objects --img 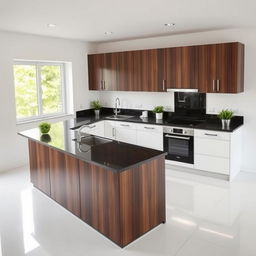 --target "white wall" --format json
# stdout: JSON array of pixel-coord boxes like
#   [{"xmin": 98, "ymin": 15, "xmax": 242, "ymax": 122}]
[
  {"xmin": 93, "ymin": 28, "xmax": 256, "ymax": 173},
  {"xmin": 0, "ymin": 31, "xmax": 98, "ymax": 172}
]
